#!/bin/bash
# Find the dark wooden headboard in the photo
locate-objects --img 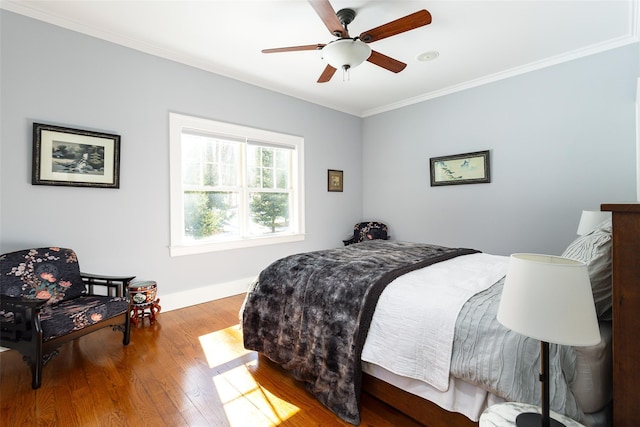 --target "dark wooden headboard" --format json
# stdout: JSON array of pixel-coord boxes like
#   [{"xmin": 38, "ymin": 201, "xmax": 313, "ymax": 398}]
[{"xmin": 601, "ymin": 202, "xmax": 640, "ymax": 427}]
